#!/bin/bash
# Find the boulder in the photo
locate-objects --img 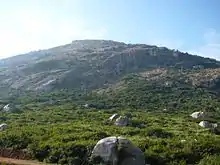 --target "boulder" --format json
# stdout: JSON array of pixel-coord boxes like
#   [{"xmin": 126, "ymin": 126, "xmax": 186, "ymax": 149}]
[
  {"xmin": 212, "ymin": 123, "xmax": 218, "ymax": 129},
  {"xmin": 199, "ymin": 121, "xmax": 218, "ymax": 130},
  {"xmin": 83, "ymin": 104, "xmax": 89, "ymax": 108},
  {"xmin": 109, "ymin": 114, "xmax": 120, "ymax": 122},
  {"xmin": 115, "ymin": 116, "xmax": 130, "ymax": 126},
  {"xmin": 199, "ymin": 121, "xmax": 210, "ymax": 128},
  {"xmin": 190, "ymin": 111, "xmax": 206, "ymax": 119},
  {"xmin": 2, "ymin": 104, "xmax": 10, "ymax": 112},
  {"xmin": 198, "ymin": 121, "xmax": 218, "ymax": 129},
  {"xmin": 0, "ymin": 123, "xmax": 8, "ymax": 131},
  {"xmin": 180, "ymin": 140, "xmax": 186, "ymax": 143},
  {"xmin": 91, "ymin": 136, "xmax": 145, "ymax": 165}
]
